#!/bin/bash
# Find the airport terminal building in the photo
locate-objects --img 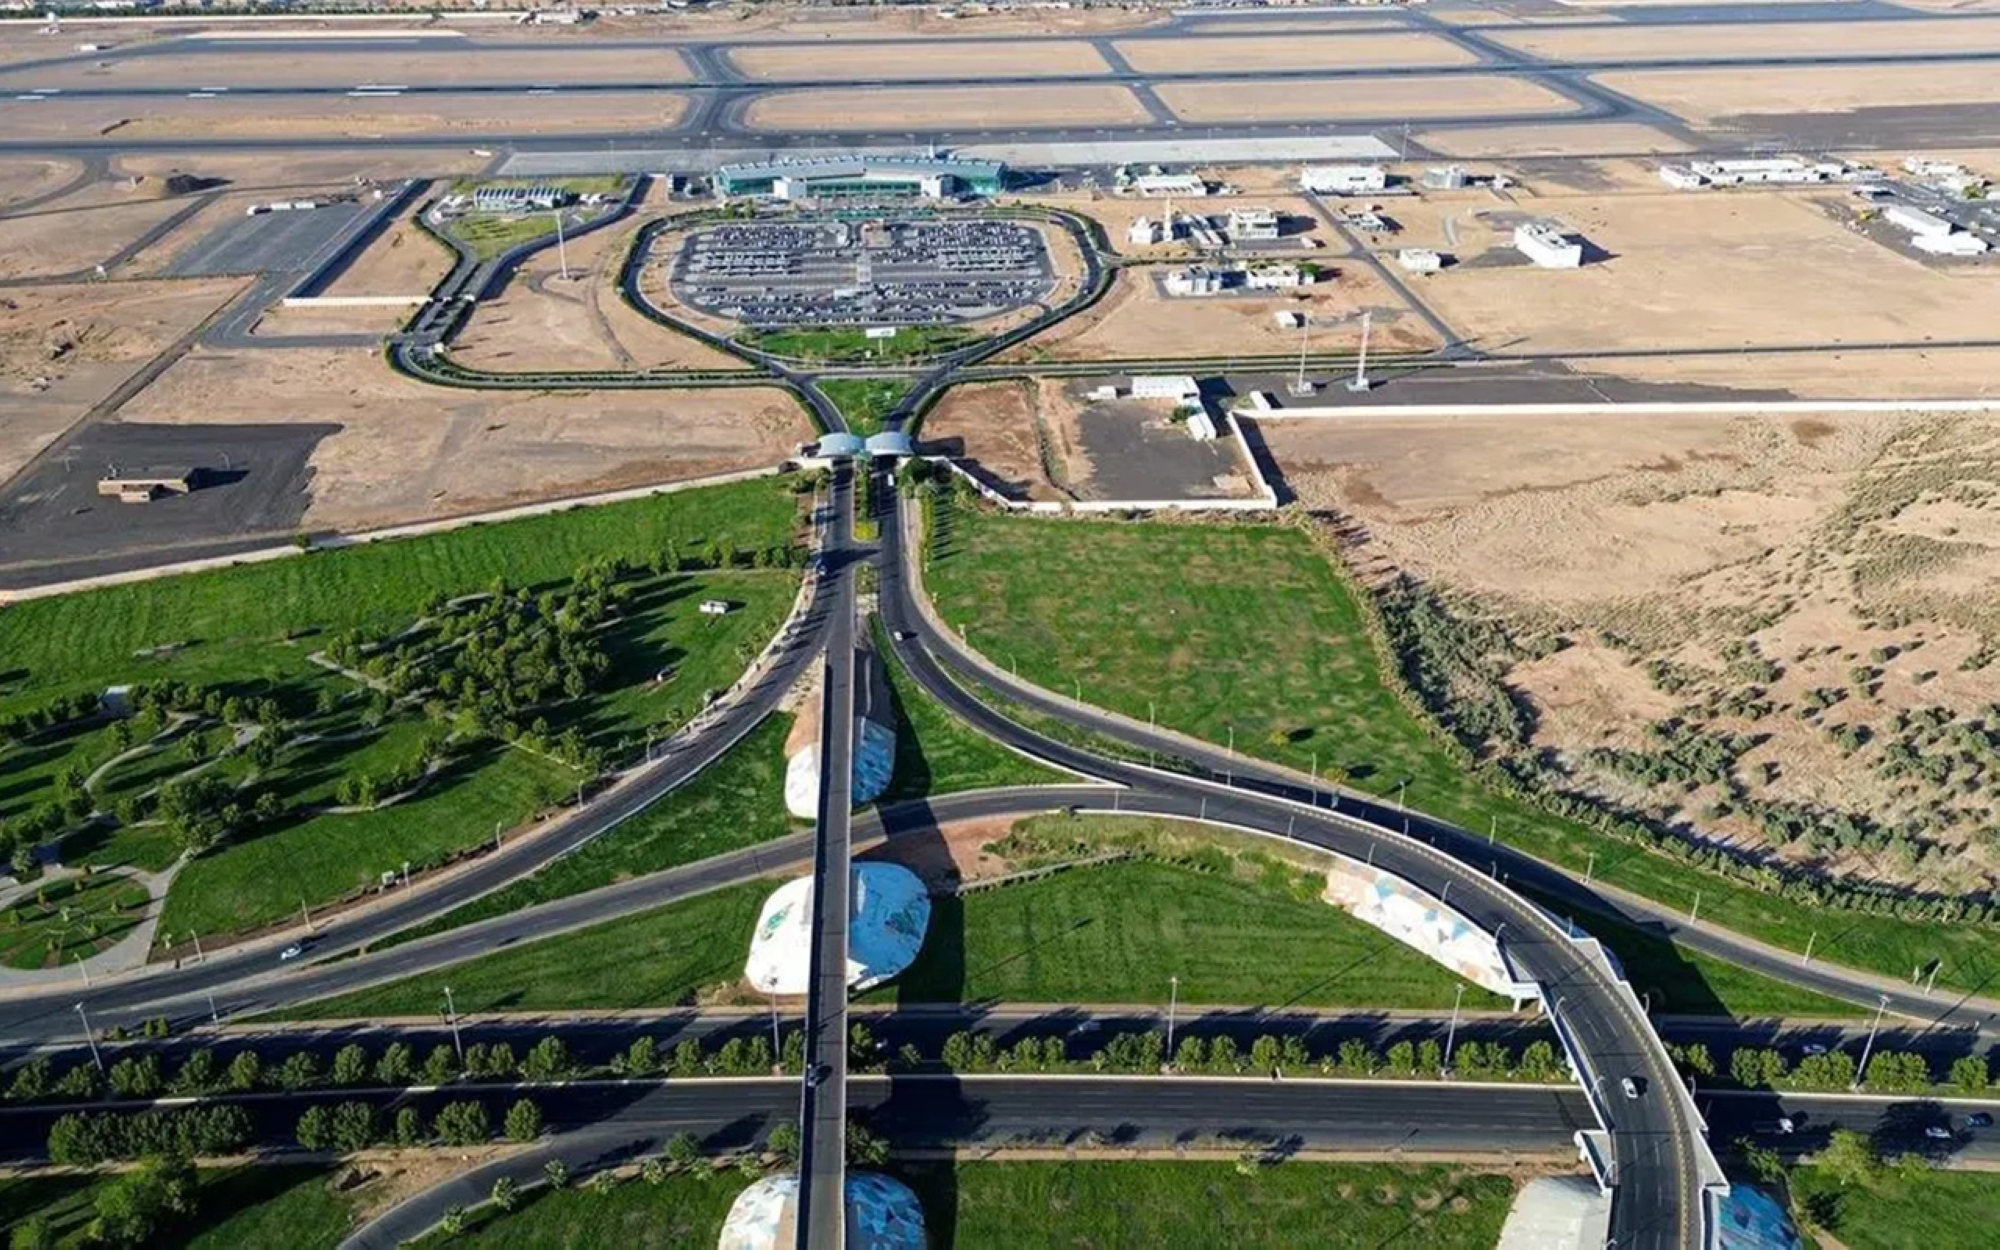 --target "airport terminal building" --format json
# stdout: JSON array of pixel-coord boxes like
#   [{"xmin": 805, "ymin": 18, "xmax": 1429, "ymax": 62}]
[{"xmin": 714, "ymin": 155, "xmax": 1006, "ymax": 202}]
